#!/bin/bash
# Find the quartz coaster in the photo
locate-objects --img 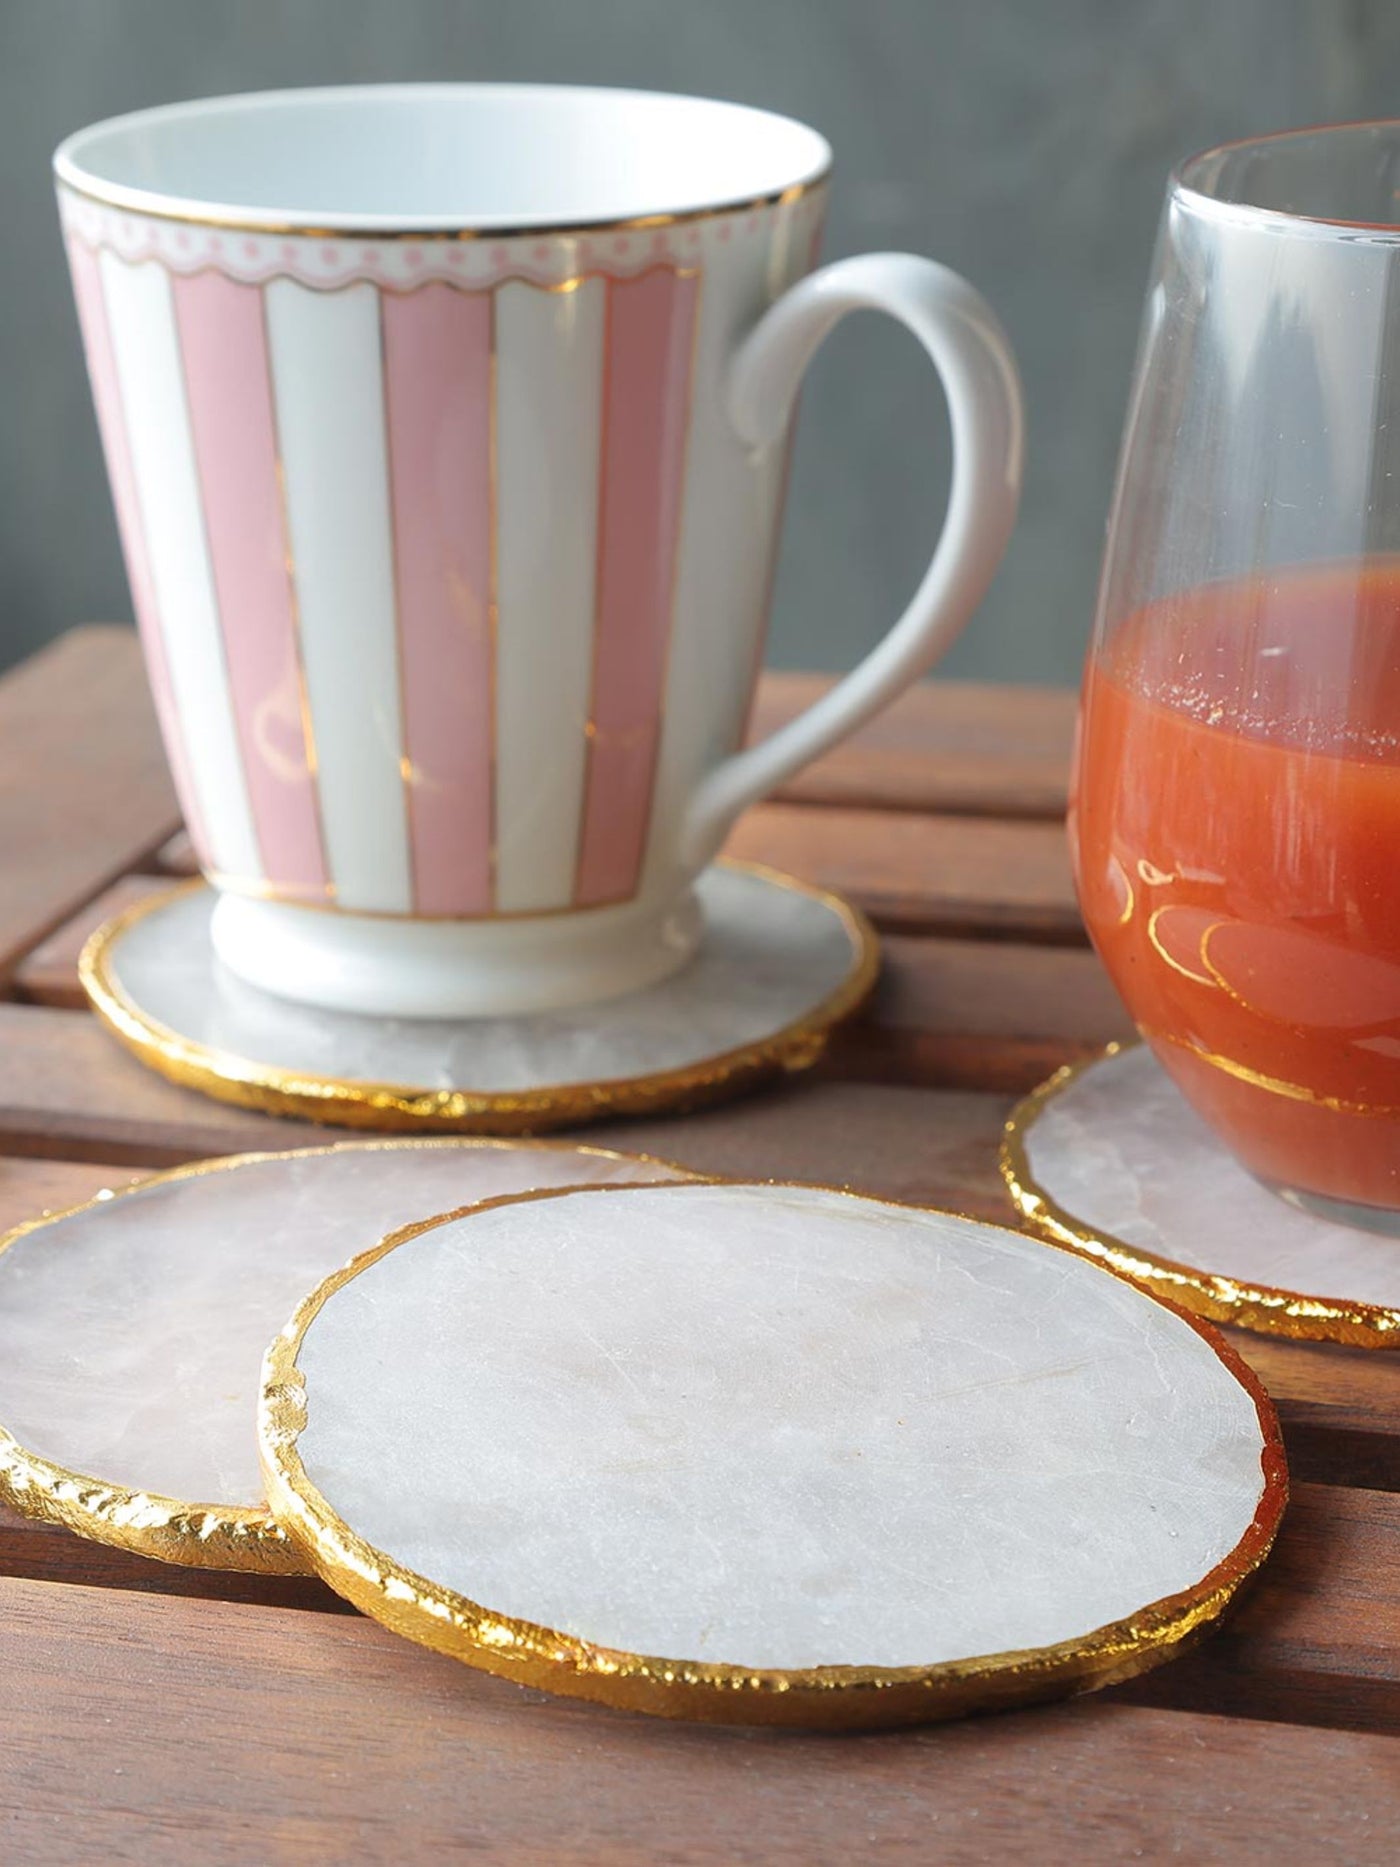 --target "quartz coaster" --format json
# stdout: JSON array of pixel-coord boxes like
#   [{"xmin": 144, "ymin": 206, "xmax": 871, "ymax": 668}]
[
  {"xmin": 1003, "ymin": 1043, "xmax": 1400, "ymax": 1347},
  {"xmin": 0, "ymin": 1139, "xmax": 691, "ymax": 1572},
  {"xmin": 81, "ymin": 863, "xmax": 876, "ymax": 1134},
  {"xmin": 260, "ymin": 1180, "xmax": 1285, "ymax": 1729}
]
